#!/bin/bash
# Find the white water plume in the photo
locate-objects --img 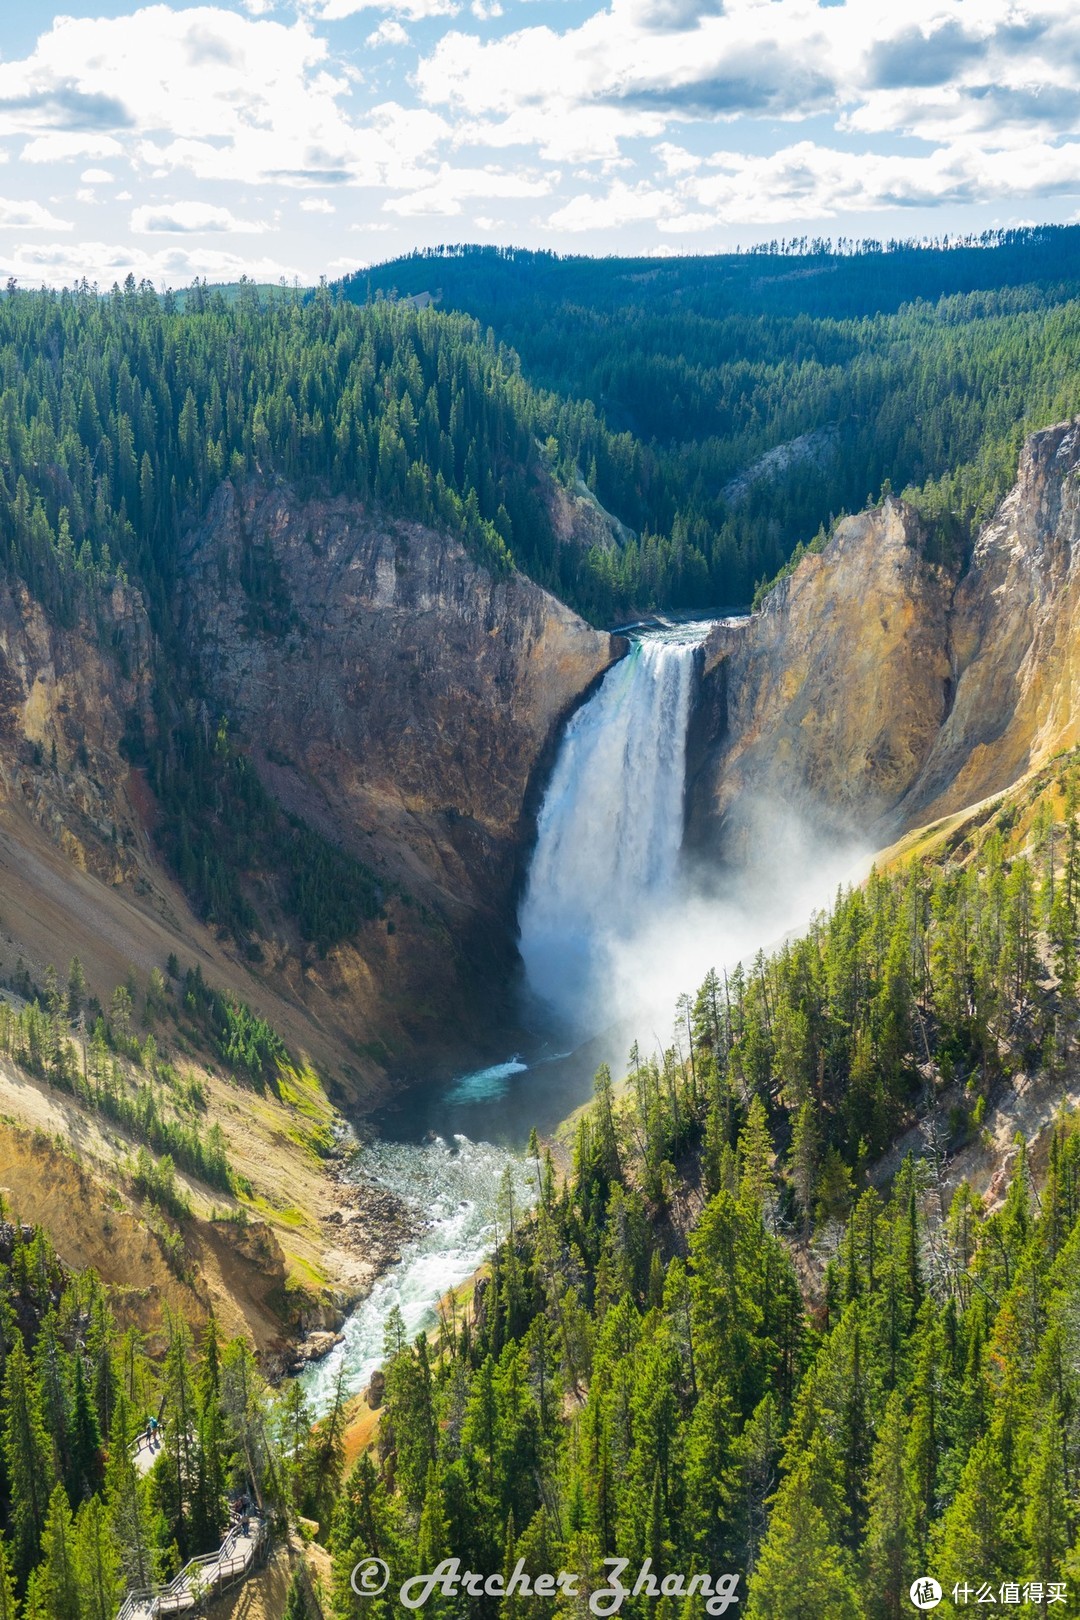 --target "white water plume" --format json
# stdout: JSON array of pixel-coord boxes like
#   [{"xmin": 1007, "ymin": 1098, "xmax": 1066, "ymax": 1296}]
[
  {"xmin": 519, "ymin": 624, "xmax": 868, "ymax": 1043},
  {"xmin": 518, "ymin": 627, "xmax": 705, "ymax": 1033}
]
